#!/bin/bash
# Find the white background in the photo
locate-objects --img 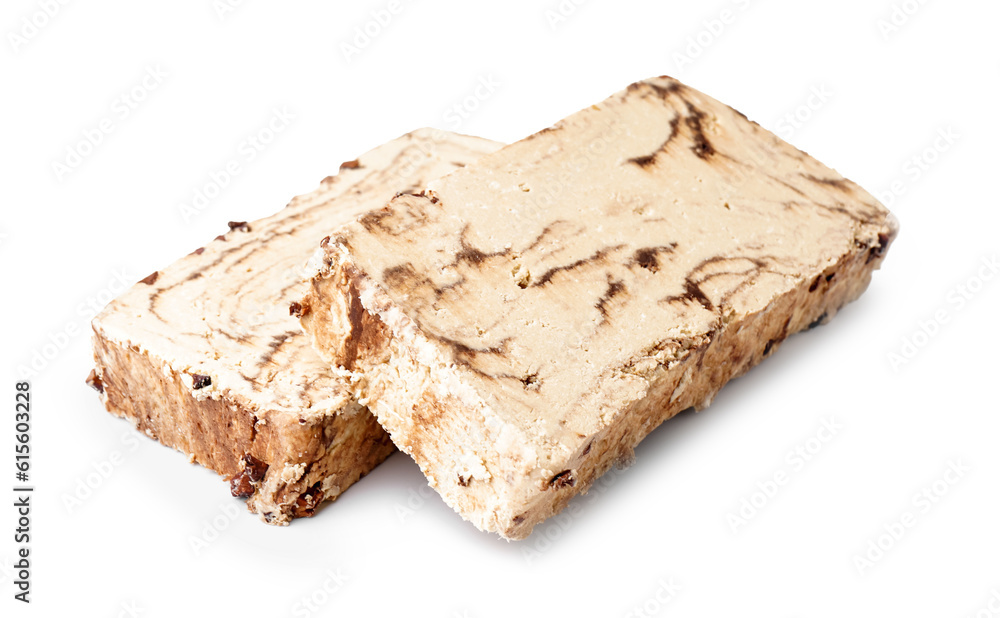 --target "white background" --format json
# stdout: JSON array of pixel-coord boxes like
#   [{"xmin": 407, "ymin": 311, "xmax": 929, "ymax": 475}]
[{"xmin": 2, "ymin": 0, "xmax": 998, "ymax": 616}]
